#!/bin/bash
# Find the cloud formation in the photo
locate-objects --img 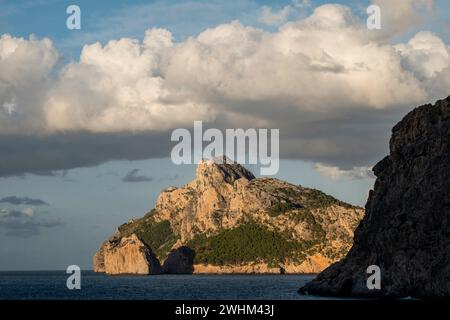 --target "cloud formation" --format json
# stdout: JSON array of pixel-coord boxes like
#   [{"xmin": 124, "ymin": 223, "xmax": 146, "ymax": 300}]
[
  {"xmin": 372, "ymin": 0, "xmax": 434, "ymax": 37},
  {"xmin": 0, "ymin": 2, "xmax": 448, "ymax": 176},
  {"xmin": 0, "ymin": 34, "xmax": 59, "ymax": 135},
  {"xmin": 0, "ymin": 131, "xmax": 170, "ymax": 177},
  {"xmin": 396, "ymin": 31, "xmax": 450, "ymax": 98},
  {"xmin": 122, "ymin": 169, "xmax": 153, "ymax": 183},
  {"xmin": 258, "ymin": 0, "xmax": 311, "ymax": 26},
  {"xmin": 314, "ymin": 163, "xmax": 374, "ymax": 181},
  {"xmin": 0, "ymin": 208, "xmax": 62, "ymax": 237},
  {"xmin": 258, "ymin": 5, "xmax": 292, "ymax": 26},
  {"xmin": 0, "ymin": 196, "xmax": 48, "ymax": 206}
]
